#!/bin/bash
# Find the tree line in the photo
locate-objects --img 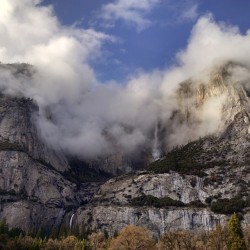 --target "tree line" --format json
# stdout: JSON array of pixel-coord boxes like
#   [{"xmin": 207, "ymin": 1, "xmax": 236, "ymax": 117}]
[{"xmin": 0, "ymin": 213, "xmax": 248, "ymax": 249}]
